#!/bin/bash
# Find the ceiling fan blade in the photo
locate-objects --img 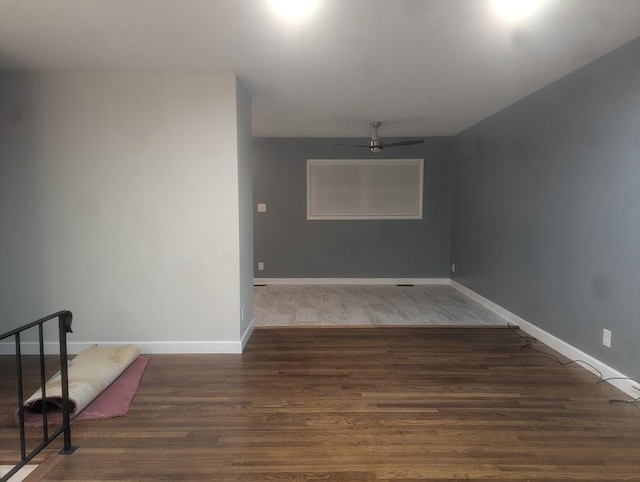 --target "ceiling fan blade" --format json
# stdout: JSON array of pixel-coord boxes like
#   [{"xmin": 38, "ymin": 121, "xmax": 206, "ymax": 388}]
[
  {"xmin": 332, "ymin": 143, "xmax": 371, "ymax": 148},
  {"xmin": 382, "ymin": 139, "xmax": 425, "ymax": 148}
]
